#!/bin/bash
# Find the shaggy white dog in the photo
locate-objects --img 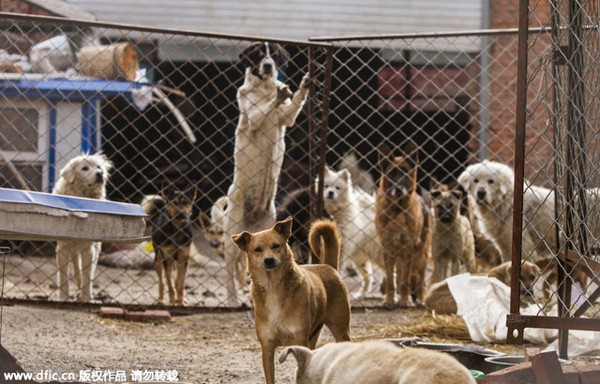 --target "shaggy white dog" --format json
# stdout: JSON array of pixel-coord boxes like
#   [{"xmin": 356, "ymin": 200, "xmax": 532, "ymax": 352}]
[
  {"xmin": 53, "ymin": 152, "xmax": 113, "ymax": 302},
  {"xmin": 457, "ymin": 160, "xmax": 555, "ymax": 263}
]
